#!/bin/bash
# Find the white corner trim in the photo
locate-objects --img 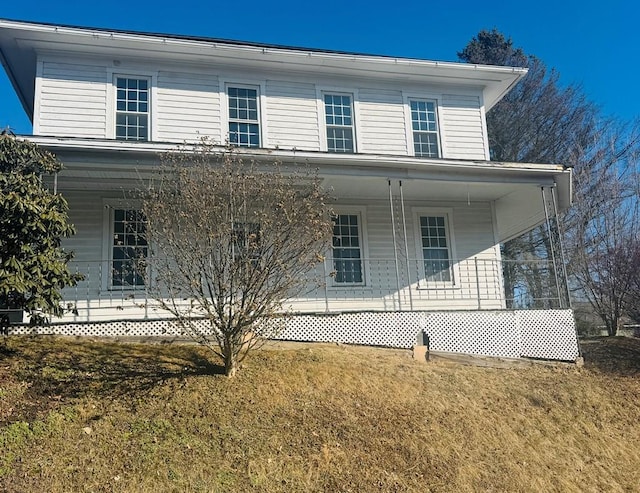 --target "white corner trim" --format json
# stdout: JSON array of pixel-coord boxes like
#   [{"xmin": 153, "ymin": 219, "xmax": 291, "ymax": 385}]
[
  {"xmin": 32, "ymin": 59, "xmax": 44, "ymax": 135},
  {"xmin": 478, "ymin": 91, "xmax": 491, "ymax": 160}
]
